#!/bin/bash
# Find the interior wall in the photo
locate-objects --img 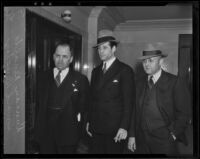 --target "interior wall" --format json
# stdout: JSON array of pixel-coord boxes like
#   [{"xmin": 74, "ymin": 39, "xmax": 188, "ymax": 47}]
[
  {"xmin": 114, "ymin": 21, "xmax": 192, "ymax": 80},
  {"xmin": 42, "ymin": 6, "xmax": 91, "ymax": 33},
  {"xmin": 4, "ymin": 7, "xmax": 26, "ymax": 154}
]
